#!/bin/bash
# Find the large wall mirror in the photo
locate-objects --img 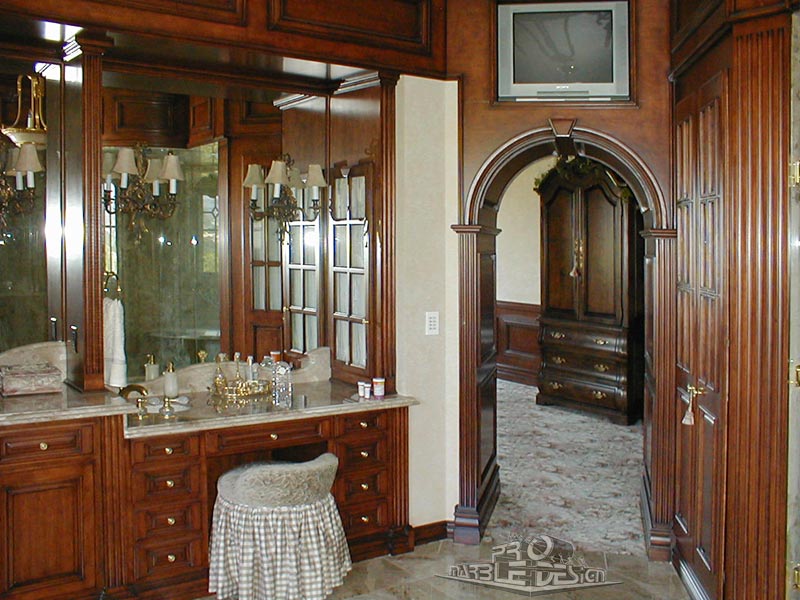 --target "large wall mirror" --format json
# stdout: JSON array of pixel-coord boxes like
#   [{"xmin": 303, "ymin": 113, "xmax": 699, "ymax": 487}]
[{"xmin": 0, "ymin": 57, "xmax": 63, "ymax": 354}]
